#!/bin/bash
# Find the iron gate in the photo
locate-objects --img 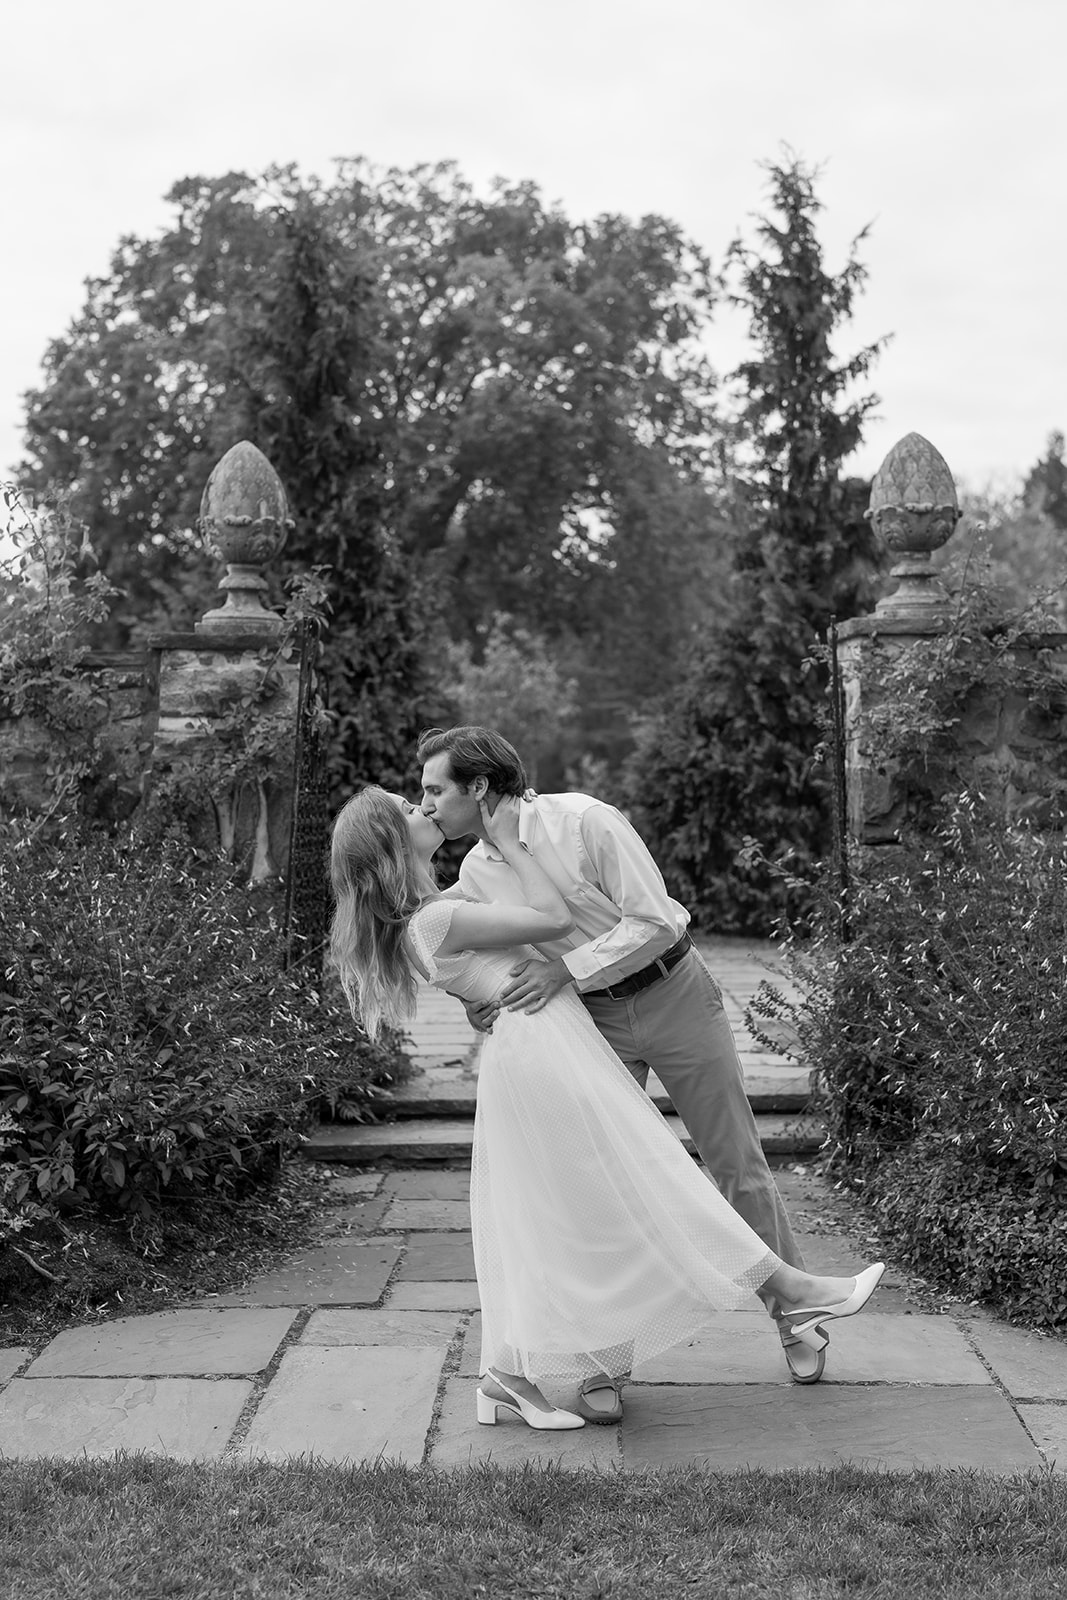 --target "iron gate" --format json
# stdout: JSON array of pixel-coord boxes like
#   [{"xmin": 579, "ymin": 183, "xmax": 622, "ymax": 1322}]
[
  {"xmin": 282, "ymin": 619, "xmax": 330, "ymax": 978},
  {"xmin": 827, "ymin": 616, "xmax": 851, "ymax": 938}
]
